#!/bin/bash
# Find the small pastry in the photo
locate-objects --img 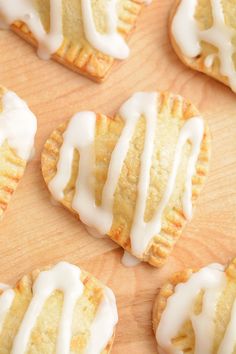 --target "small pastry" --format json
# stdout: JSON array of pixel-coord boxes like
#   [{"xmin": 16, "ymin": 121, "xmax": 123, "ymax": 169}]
[
  {"xmin": 0, "ymin": 0, "xmax": 150, "ymax": 82},
  {"xmin": 0, "ymin": 86, "xmax": 37, "ymax": 219},
  {"xmin": 0, "ymin": 261, "xmax": 118, "ymax": 353},
  {"xmin": 153, "ymin": 258, "xmax": 236, "ymax": 354},
  {"xmin": 170, "ymin": 0, "xmax": 236, "ymax": 93},
  {"xmin": 41, "ymin": 91, "xmax": 211, "ymax": 268}
]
